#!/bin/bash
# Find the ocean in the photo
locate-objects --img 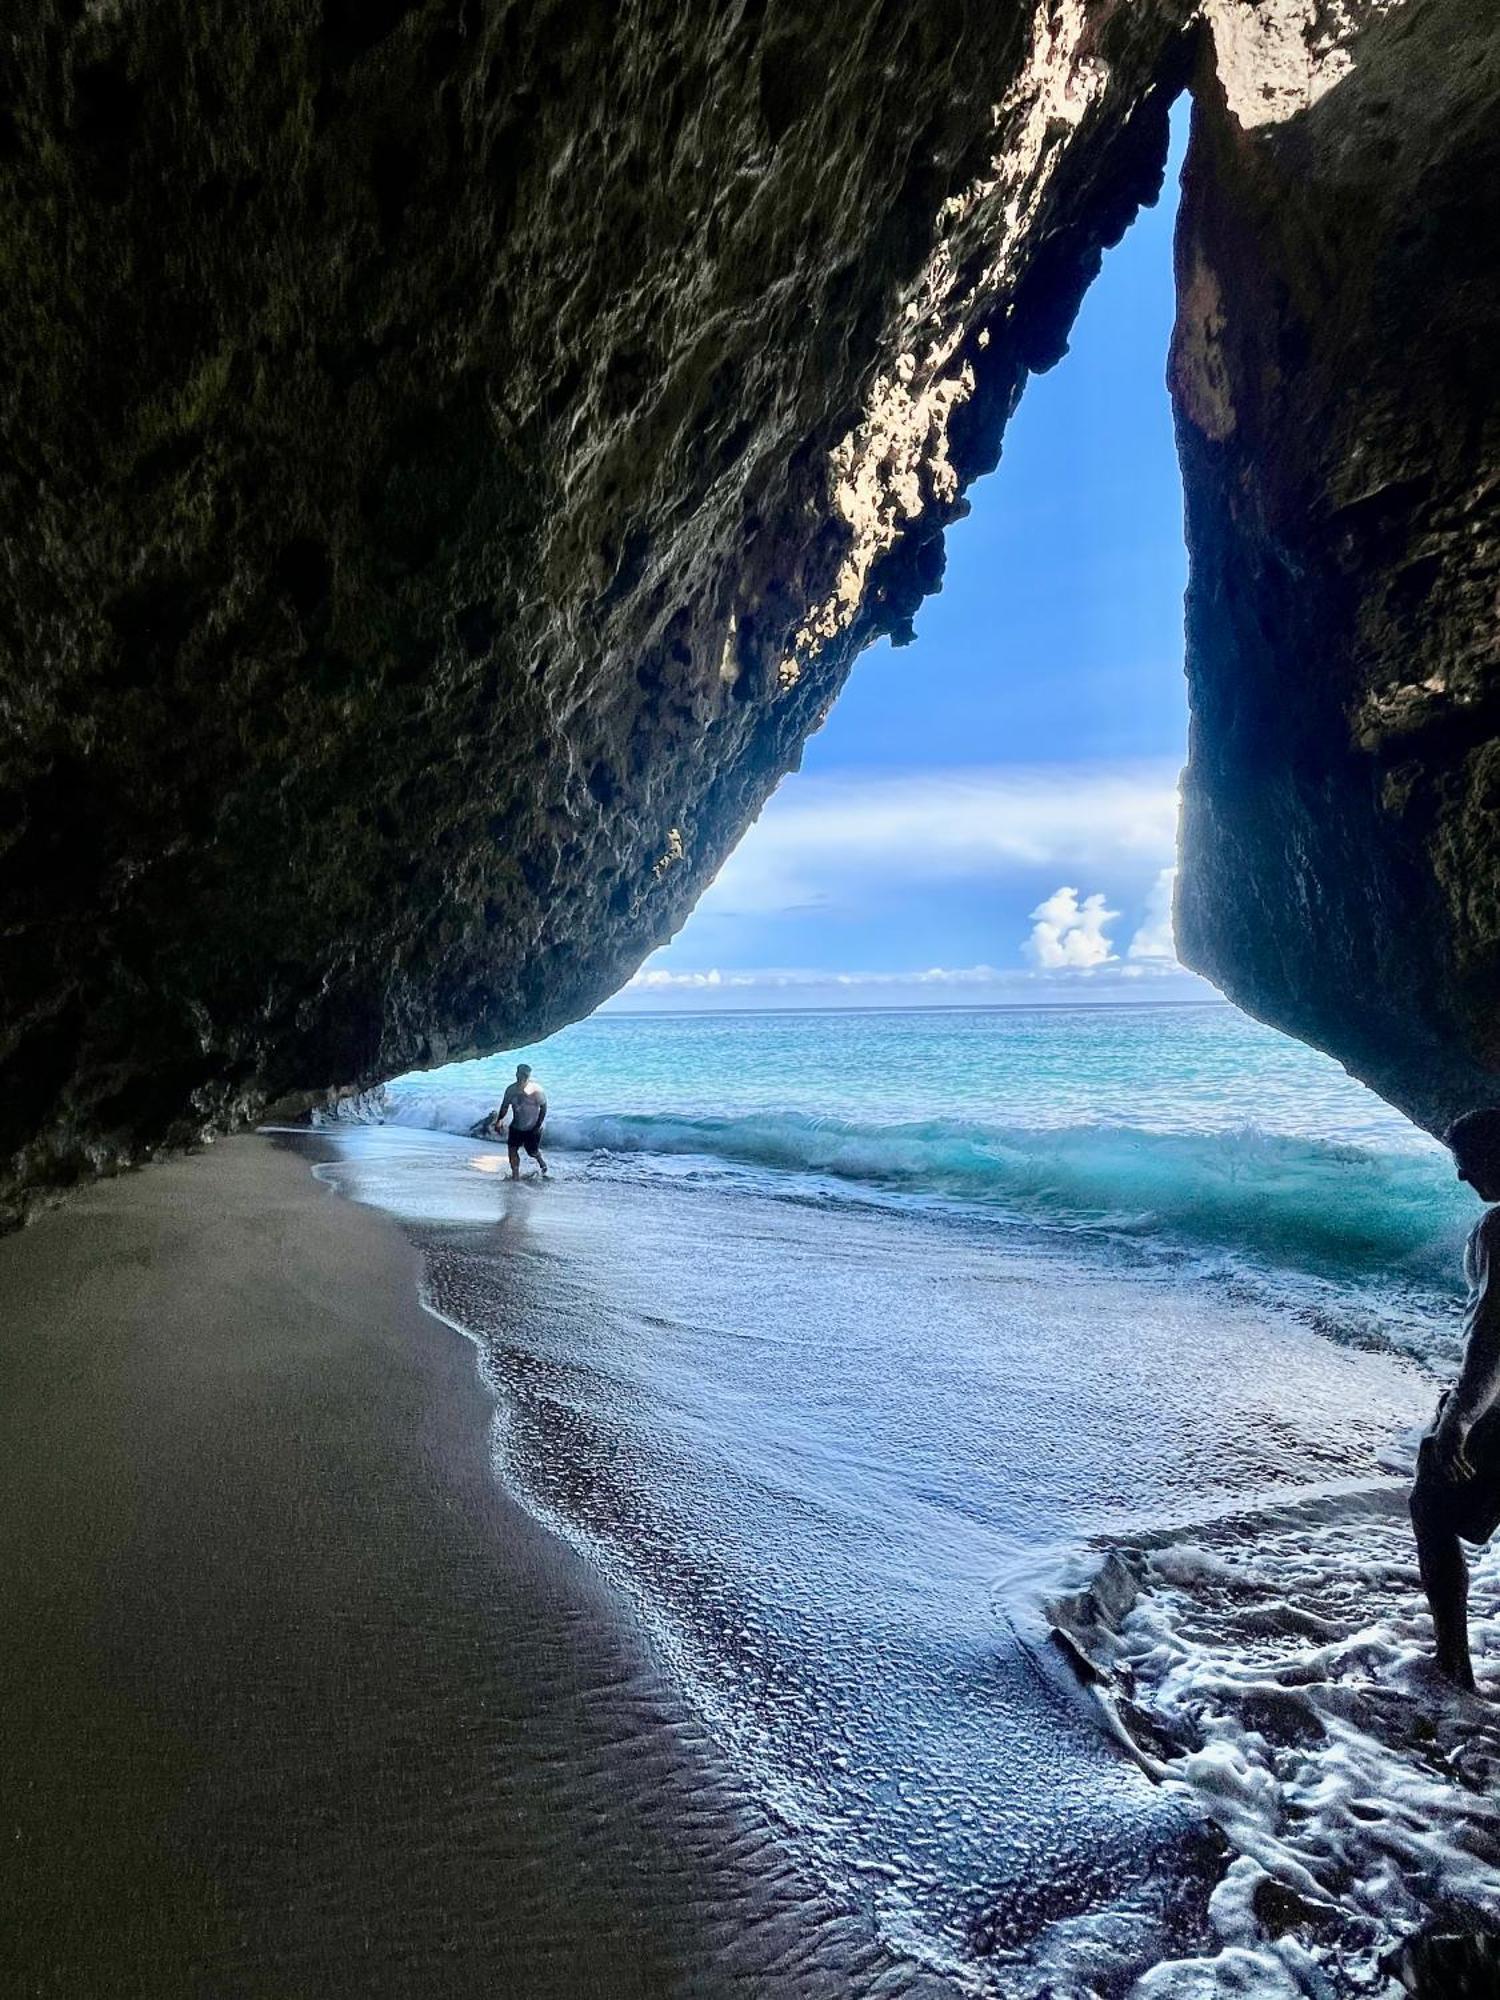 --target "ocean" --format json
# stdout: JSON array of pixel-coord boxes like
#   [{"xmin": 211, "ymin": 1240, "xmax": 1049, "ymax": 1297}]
[{"xmin": 305, "ymin": 1002, "xmax": 1500, "ymax": 1995}]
